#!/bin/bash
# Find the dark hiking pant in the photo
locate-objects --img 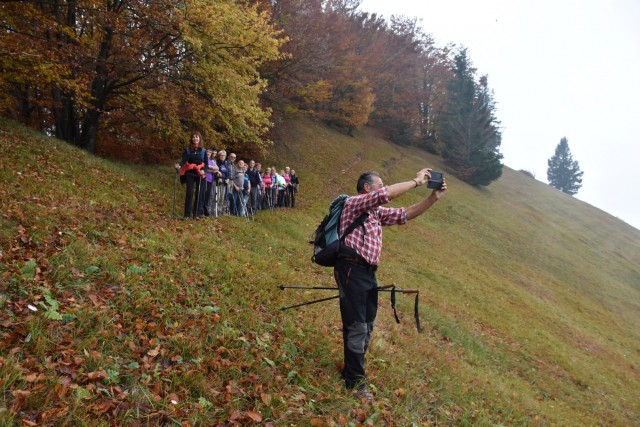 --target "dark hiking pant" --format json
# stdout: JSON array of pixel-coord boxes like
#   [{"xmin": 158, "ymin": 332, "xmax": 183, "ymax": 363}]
[
  {"xmin": 249, "ymin": 186, "xmax": 259, "ymax": 212},
  {"xmin": 334, "ymin": 258, "xmax": 378, "ymax": 389},
  {"xmin": 202, "ymin": 180, "xmax": 215, "ymax": 216},
  {"xmin": 287, "ymin": 185, "xmax": 296, "ymax": 208},
  {"xmin": 230, "ymin": 188, "xmax": 242, "ymax": 216},
  {"xmin": 184, "ymin": 173, "xmax": 203, "ymax": 218}
]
